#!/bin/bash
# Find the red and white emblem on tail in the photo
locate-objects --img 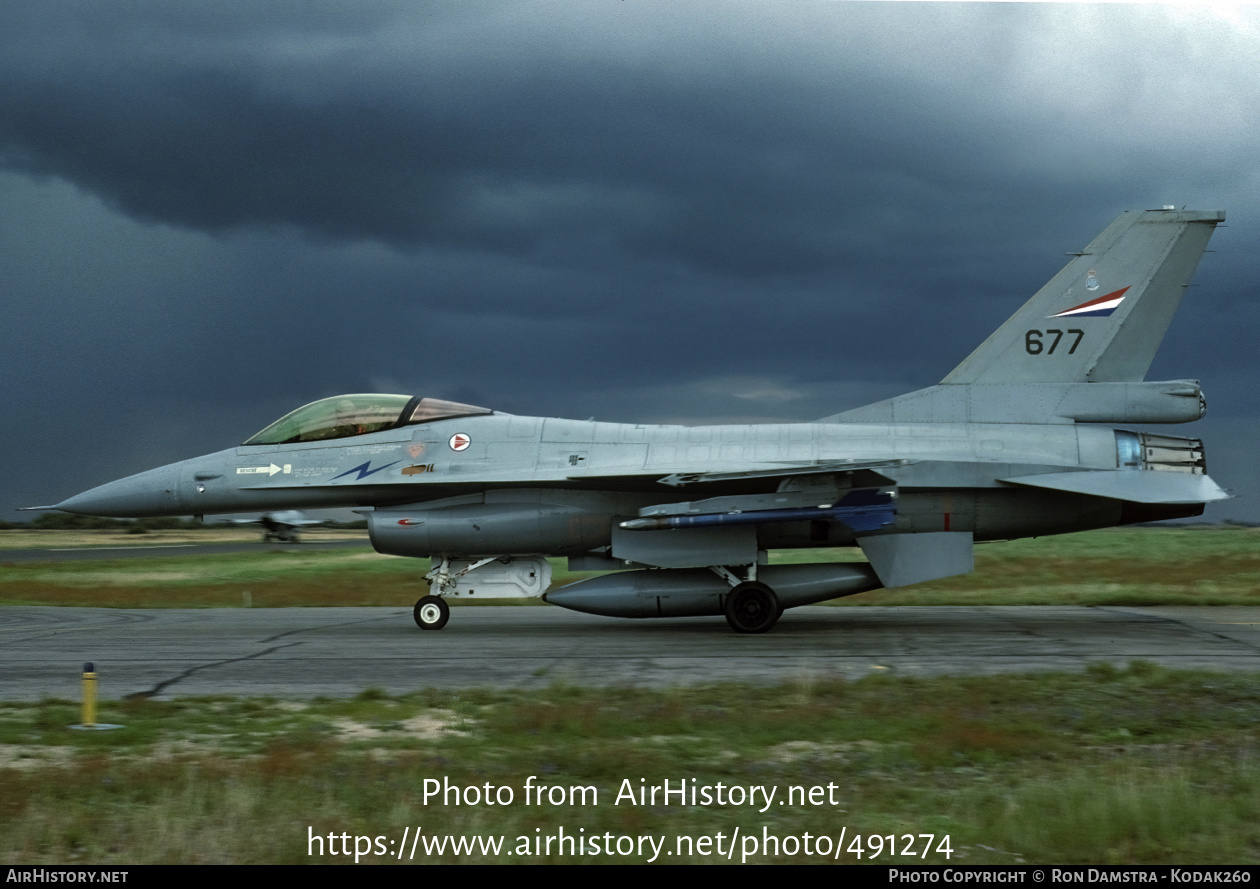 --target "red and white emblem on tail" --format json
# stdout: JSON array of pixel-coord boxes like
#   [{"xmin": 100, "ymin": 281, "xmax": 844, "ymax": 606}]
[{"xmin": 1049, "ymin": 286, "xmax": 1130, "ymax": 318}]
